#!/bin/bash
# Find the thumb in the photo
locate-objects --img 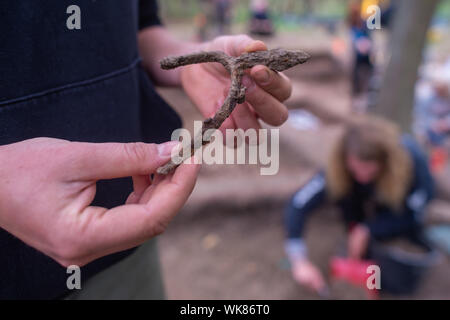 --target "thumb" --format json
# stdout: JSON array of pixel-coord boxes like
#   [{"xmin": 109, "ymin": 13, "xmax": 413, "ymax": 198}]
[{"xmin": 73, "ymin": 141, "xmax": 180, "ymax": 180}]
